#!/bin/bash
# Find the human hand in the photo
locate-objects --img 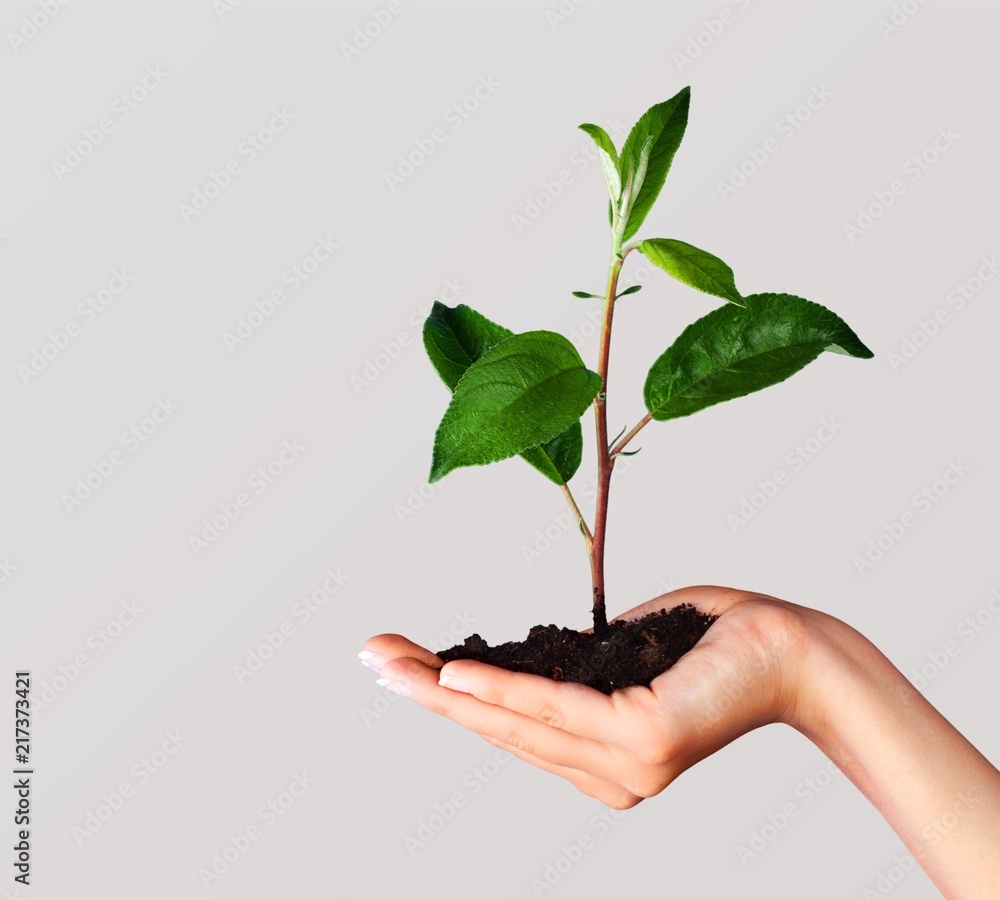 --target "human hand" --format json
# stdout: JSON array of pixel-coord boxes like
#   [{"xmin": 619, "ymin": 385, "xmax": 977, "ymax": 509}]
[
  {"xmin": 363, "ymin": 587, "xmax": 1000, "ymax": 895},
  {"xmin": 360, "ymin": 586, "xmax": 811, "ymax": 808}
]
